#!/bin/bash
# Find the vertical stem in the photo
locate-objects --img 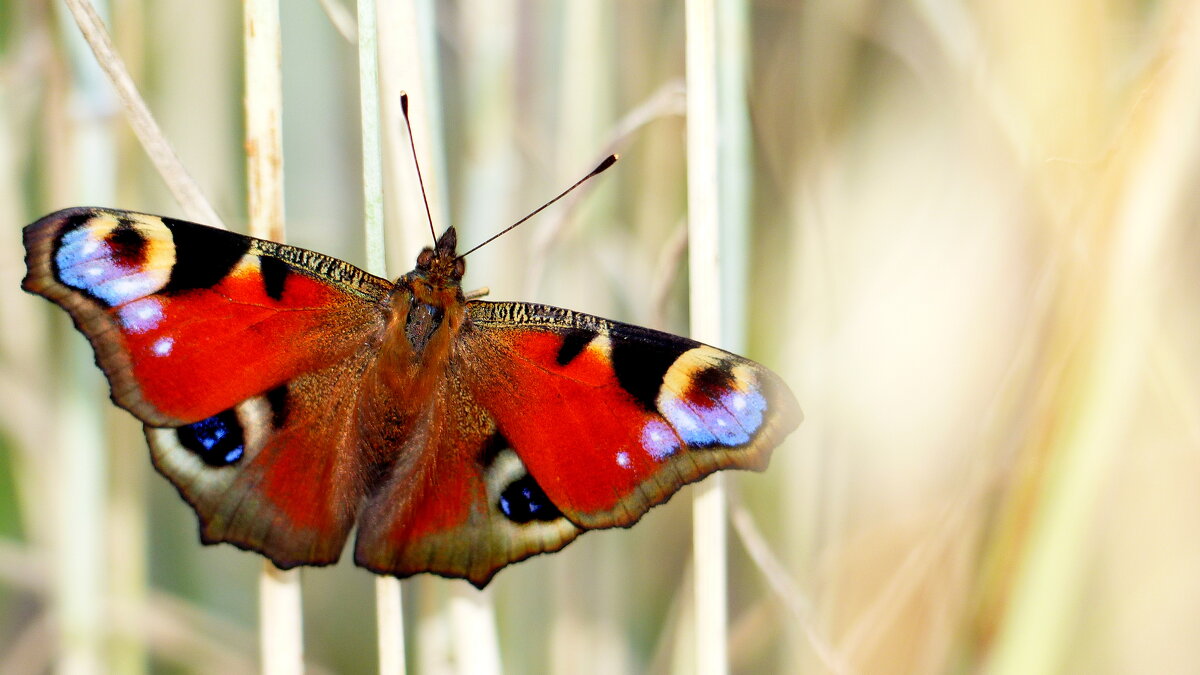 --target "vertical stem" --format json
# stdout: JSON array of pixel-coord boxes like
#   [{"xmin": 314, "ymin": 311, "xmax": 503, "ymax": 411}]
[
  {"xmin": 449, "ymin": 586, "xmax": 502, "ymax": 675},
  {"xmin": 359, "ymin": 0, "xmax": 387, "ymax": 277},
  {"xmin": 715, "ymin": 0, "xmax": 750, "ymax": 354},
  {"xmin": 244, "ymin": 1, "xmax": 301, "ymax": 672},
  {"xmin": 258, "ymin": 563, "xmax": 303, "ymax": 675},
  {"xmin": 379, "ymin": 0, "xmax": 445, "ymax": 255},
  {"xmin": 376, "ymin": 578, "xmax": 405, "ymax": 675},
  {"xmin": 57, "ymin": 1, "xmax": 116, "ymax": 671},
  {"xmin": 244, "ymin": 0, "xmax": 285, "ymax": 242},
  {"xmin": 359, "ymin": 1, "xmax": 405, "ymax": 672},
  {"xmin": 109, "ymin": 3, "xmax": 150, "ymax": 667},
  {"xmin": 686, "ymin": 0, "xmax": 728, "ymax": 673}
]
